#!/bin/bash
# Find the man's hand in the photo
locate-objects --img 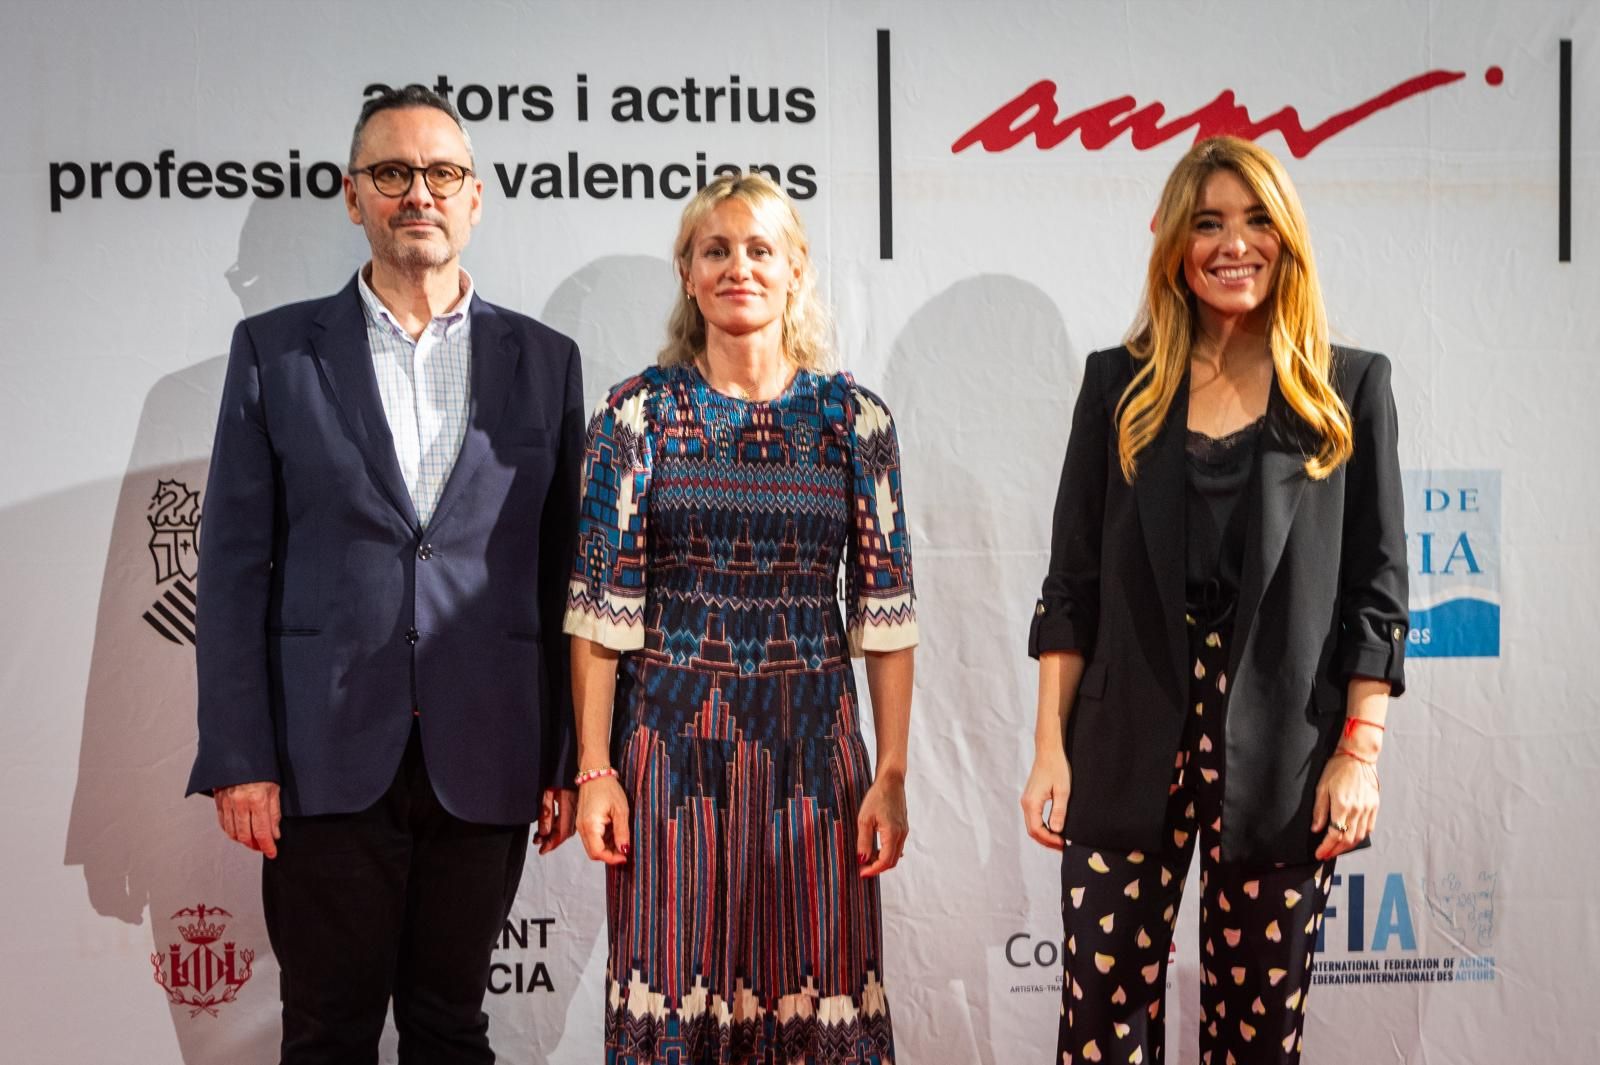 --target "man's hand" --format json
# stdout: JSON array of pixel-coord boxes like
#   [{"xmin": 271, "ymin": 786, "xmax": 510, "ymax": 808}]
[
  {"xmin": 213, "ymin": 781, "xmax": 282, "ymax": 859},
  {"xmin": 535, "ymin": 787, "xmax": 578, "ymax": 854}
]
